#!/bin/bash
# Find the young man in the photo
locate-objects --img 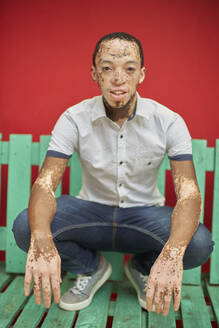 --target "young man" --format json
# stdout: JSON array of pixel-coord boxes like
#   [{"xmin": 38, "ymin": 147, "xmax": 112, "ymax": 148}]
[{"xmin": 13, "ymin": 32, "xmax": 214, "ymax": 316}]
